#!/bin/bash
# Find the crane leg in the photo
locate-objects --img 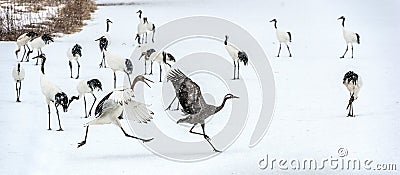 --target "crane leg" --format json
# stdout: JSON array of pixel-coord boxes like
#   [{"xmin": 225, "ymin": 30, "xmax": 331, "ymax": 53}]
[
  {"xmin": 15, "ymin": 47, "xmax": 20, "ymax": 60},
  {"xmin": 120, "ymin": 126, "xmax": 153, "ymax": 142},
  {"xmin": 351, "ymin": 45, "xmax": 354, "ymax": 58},
  {"xmin": 149, "ymin": 61, "xmax": 153, "ymax": 75},
  {"xmin": 35, "ymin": 50, "xmax": 41, "ymax": 65},
  {"xmin": 113, "ymin": 72, "xmax": 117, "ymax": 88},
  {"xmin": 47, "ymin": 105, "xmax": 51, "ymax": 130},
  {"xmin": 21, "ymin": 46, "xmax": 26, "ymax": 60},
  {"xmin": 201, "ymin": 124, "xmax": 221, "ymax": 152},
  {"xmin": 144, "ymin": 60, "xmax": 147, "ymax": 75},
  {"xmin": 88, "ymin": 94, "xmax": 97, "ymax": 116},
  {"xmin": 237, "ymin": 60, "xmax": 240, "ymax": 80},
  {"xmin": 145, "ymin": 32, "xmax": 148, "ymax": 44},
  {"xmin": 15, "ymin": 82, "xmax": 20, "ymax": 102},
  {"xmin": 159, "ymin": 64, "xmax": 162, "ymax": 82},
  {"xmin": 69, "ymin": 60, "xmax": 73, "ymax": 78},
  {"xmin": 176, "ymin": 100, "xmax": 180, "ymax": 110},
  {"xmin": 233, "ymin": 61, "xmax": 236, "ymax": 80},
  {"xmin": 25, "ymin": 45, "xmax": 31, "ymax": 61},
  {"xmin": 287, "ymin": 44, "xmax": 292, "ymax": 57},
  {"xmin": 165, "ymin": 96, "xmax": 178, "ymax": 111},
  {"xmin": 151, "ymin": 30, "xmax": 155, "ymax": 43},
  {"xmin": 76, "ymin": 61, "xmax": 80, "ymax": 79},
  {"xmin": 26, "ymin": 50, "xmax": 33, "ymax": 62},
  {"xmin": 277, "ymin": 43, "xmax": 282, "ymax": 57},
  {"xmin": 189, "ymin": 124, "xmax": 221, "ymax": 152},
  {"xmin": 55, "ymin": 104, "xmax": 63, "ymax": 131},
  {"xmin": 18, "ymin": 81, "xmax": 22, "ymax": 102},
  {"xmin": 83, "ymin": 96, "xmax": 88, "ymax": 118},
  {"xmin": 351, "ymin": 104, "xmax": 354, "ymax": 117},
  {"xmin": 347, "ymin": 103, "xmax": 353, "ymax": 117},
  {"xmin": 126, "ymin": 72, "xmax": 132, "ymax": 87},
  {"xmin": 77, "ymin": 126, "xmax": 89, "ymax": 148},
  {"xmin": 341, "ymin": 45, "xmax": 348, "ymax": 58}
]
